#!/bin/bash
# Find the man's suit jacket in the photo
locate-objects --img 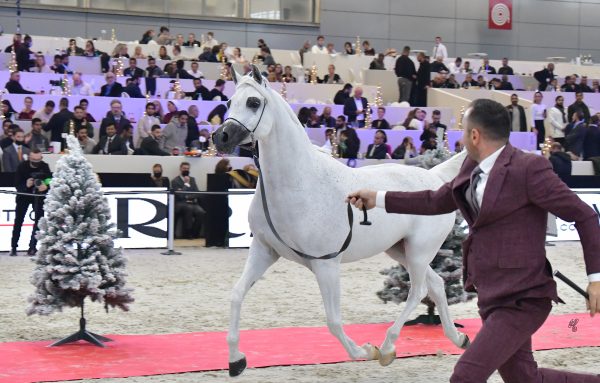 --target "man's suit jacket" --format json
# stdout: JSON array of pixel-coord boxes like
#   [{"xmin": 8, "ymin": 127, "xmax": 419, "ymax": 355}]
[
  {"xmin": 534, "ymin": 68, "xmax": 555, "ymax": 91},
  {"xmin": 365, "ymin": 144, "xmax": 388, "ymax": 159},
  {"xmin": 99, "ymin": 114, "xmax": 132, "ymax": 137},
  {"xmin": 92, "ymin": 135, "xmax": 126, "ymax": 155},
  {"xmin": 99, "ymin": 82, "xmax": 124, "ymax": 97},
  {"xmin": 5, "ymin": 80, "xmax": 35, "ymax": 94},
  {"xmin": 140, "ymin": 136, "xmax": 170, "ymax": 156},
  {"xmin": 384, "ymin": 144, "xmax": 600, "ymax": 313},
  {"xmin": 45, "ymin": 108, "xmax": 74, "ymax": 142},
  {"xmin": 343, "ymin": 97, "xmax": 369, "ymax": 123},
  {"xmin": 506, "ymin": 104, "xmax": 527, "ymax": 132},
  {"xmin": 124, "ymin": 67, "xmax": 144, "ymax": 78},
  {"xmin": 2, "ymin": 144, "xmax": 30, "ymax": 172}
]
